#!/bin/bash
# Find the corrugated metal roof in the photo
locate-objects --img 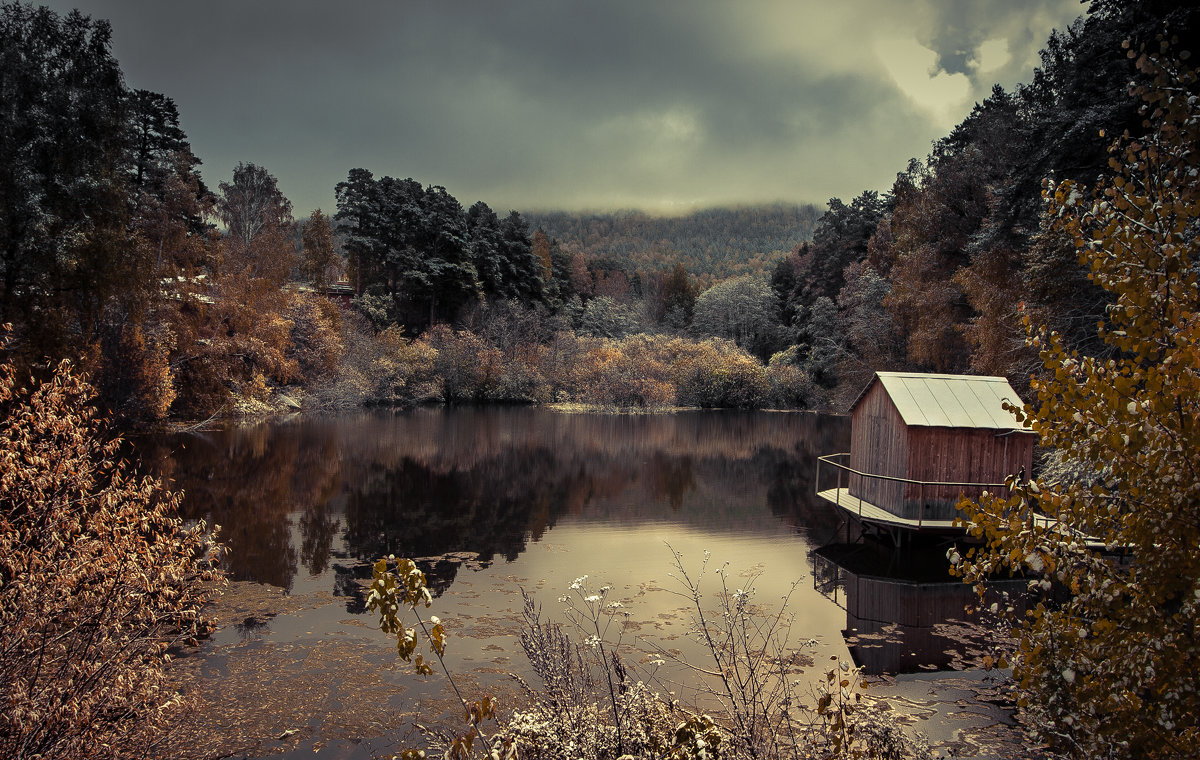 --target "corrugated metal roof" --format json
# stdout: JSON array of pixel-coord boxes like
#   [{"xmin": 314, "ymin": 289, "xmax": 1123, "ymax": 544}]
[{"xmin": 853, "ymin": 372, "xmax": 1030, "ymax": 430}]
